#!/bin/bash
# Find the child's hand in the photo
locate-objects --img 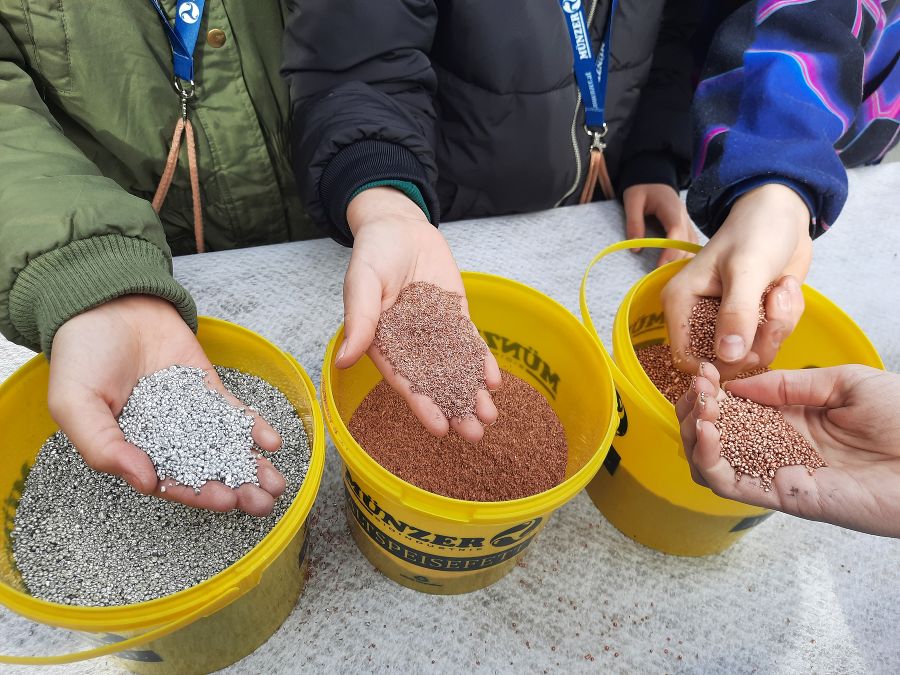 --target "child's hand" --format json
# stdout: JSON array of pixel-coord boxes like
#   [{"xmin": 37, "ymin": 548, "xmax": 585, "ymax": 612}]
[
  {"xmin": 678, "ymin": 363, "xmax": 900, "ymax": 538},
  {"xmin": 340, "ymin": 187, "xmax": 501, "ymax": 443},
  {"xmin": 49, "ymin": 295, "xmax": 286, "ymax": 516},
  {"xmin": 622, "ymin": 183, "xmax": 698, "ymax": 267},
  {"xmin": 661, "ymin": 183, "xmax": 812, "ymax": 379}
]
